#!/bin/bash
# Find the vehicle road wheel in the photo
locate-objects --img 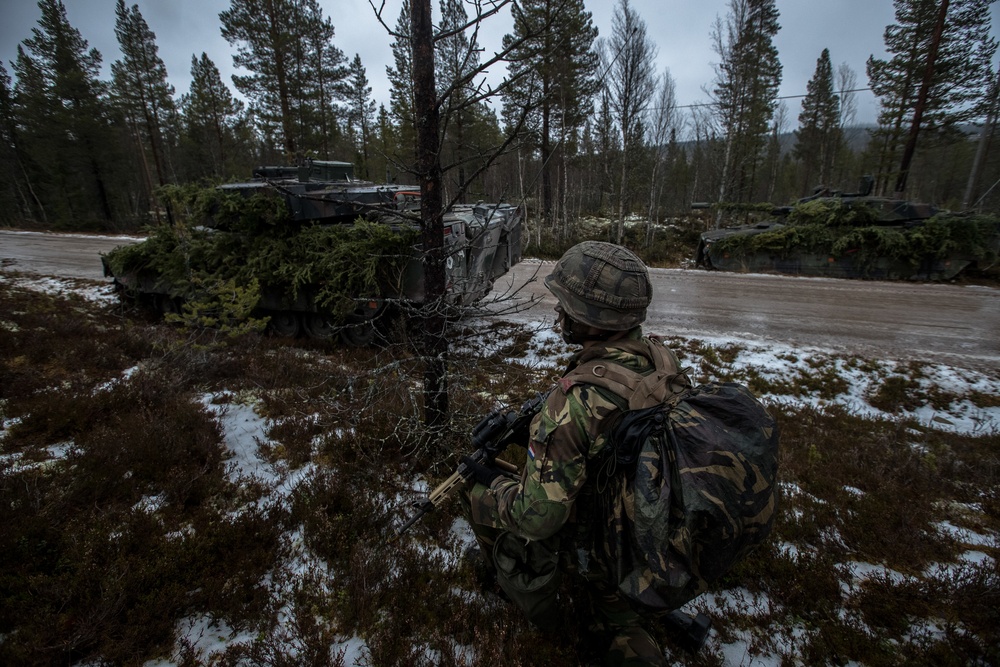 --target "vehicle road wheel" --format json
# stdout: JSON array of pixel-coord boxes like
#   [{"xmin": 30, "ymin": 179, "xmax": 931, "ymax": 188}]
[
  {"xmin": 302, "ymin": 313, "xmax": 339, "ymax": 339},
  {"xmin": 340, "ymin": 319, "xmax": 376, "ymax": 347},
  {"xmin": 268, "ymin": 311, "xmax": 301, "ymax": 337},
  {"xmin": 155, "ymin": 294, "xmax": 181, "ymax": 316}
]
